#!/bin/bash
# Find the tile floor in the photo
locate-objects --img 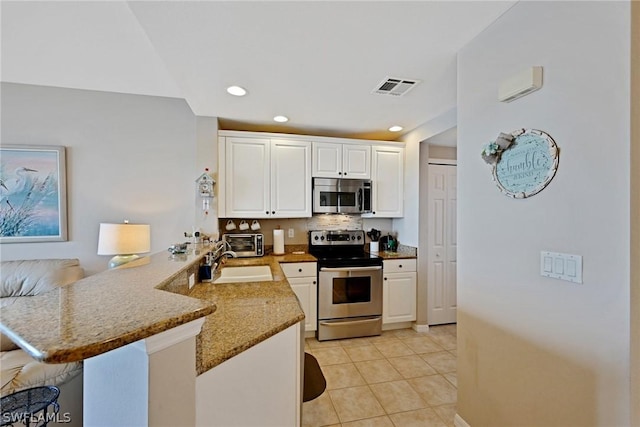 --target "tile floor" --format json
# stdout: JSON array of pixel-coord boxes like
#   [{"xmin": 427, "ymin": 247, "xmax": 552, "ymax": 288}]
[{"xmin": 303, "ymin": 324, "xmax": 457, "ymax": 427}]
